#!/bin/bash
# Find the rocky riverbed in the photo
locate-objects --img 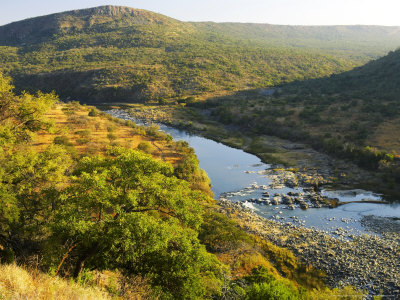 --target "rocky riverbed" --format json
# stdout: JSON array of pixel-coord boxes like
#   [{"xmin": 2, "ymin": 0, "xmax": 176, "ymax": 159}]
[
  {"xmin": 218, "ymin": 200, "xmax": 400, "ymax": 298},
  {"xmin": 220, "ymin": 167, "xmax": 346, "ymax": 211}
]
